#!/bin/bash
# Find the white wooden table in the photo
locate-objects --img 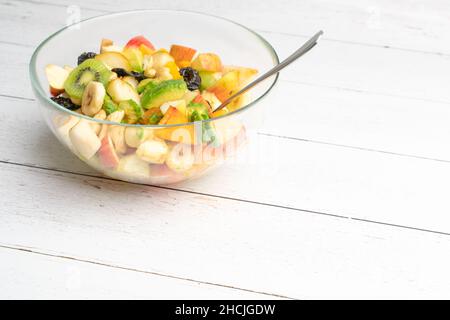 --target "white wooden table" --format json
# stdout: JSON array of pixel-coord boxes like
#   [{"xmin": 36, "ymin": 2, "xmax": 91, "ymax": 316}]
[{"xmin": 1, "ymin": 0, "xmax": 450, "ymax": 299}]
